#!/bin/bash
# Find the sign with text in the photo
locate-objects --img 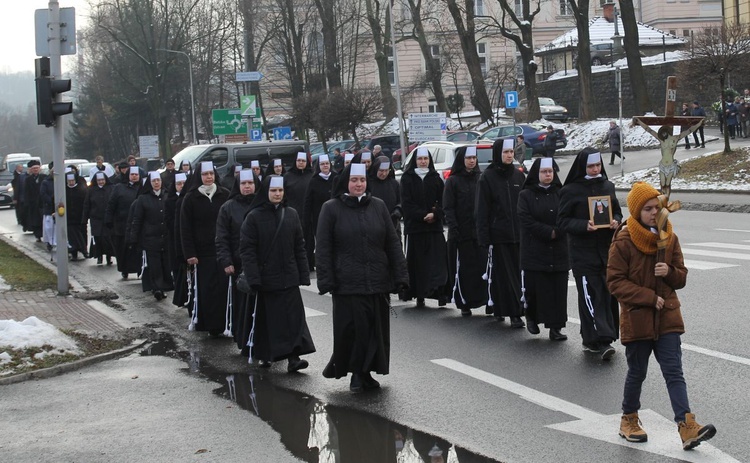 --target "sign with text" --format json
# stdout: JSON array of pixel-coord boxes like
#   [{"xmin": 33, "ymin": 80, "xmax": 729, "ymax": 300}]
[
  {"xmin": 138, "ymin": 135, "xmax": 159, "ymax": 158},
  {"xmin": 504, "ymin": 91, "xmax": 519, "ymax": 109},
  {"xmin": 236, "ymin": 71, "xmax": 264, "ymax": 82},
  {"xmin": 212, "ymin": 109, "xmax": 246, "ymax": 135},
  {"xmin": 408, "ymin": 112, "xmax": 447, "ymax": 141}
]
